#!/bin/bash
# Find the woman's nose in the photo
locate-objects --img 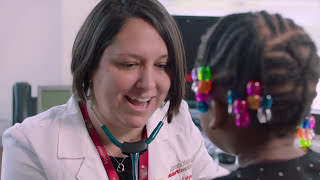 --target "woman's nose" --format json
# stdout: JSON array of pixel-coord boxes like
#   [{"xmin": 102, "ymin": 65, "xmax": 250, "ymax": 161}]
[{"xmin": 136, "ymin": 68, "xmax": 156, "ymax": 90}]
